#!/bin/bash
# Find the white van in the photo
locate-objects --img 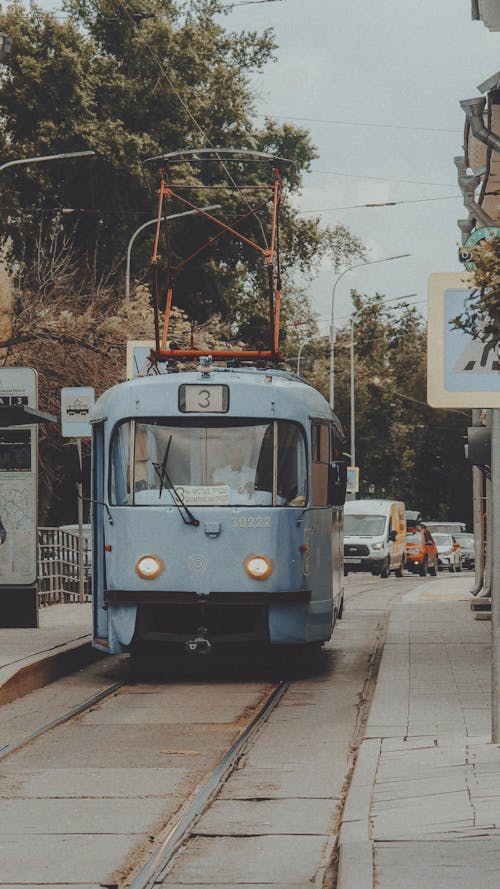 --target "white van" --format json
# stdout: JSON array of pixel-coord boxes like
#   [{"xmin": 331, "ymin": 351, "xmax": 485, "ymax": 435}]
[{"xmin": 343, "ymin": 499, "xmax": 406, "ymax": 578}]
